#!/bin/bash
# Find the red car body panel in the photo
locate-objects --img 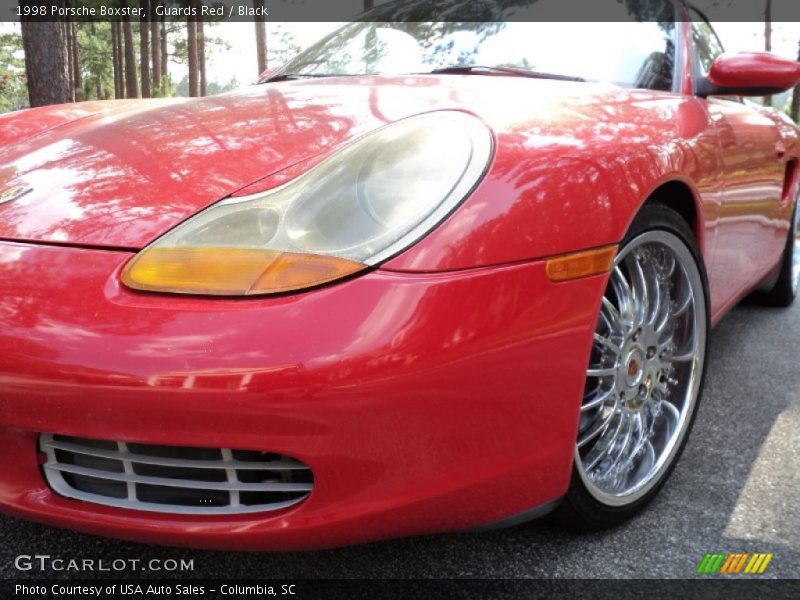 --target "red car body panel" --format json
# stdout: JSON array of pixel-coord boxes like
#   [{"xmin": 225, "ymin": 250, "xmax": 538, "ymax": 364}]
[
  {"xmin": 0, "ymin": 241, "xmax": 604, "ymax": 549},
  {"xmin": 0, "ymin": 78, "xmax": 726, "ymax": 257},
  {"xmin": 1, "ymin": 77, "xmax": 795, "ymax": 319},
  {"xmin": 0, "ymin": 101, "xmax": 146, "ymax": 147},
  {"xmin": 0, "ymin": 19, "xmax": 799, "ymax": 550}
]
